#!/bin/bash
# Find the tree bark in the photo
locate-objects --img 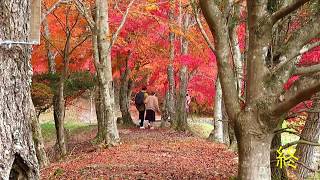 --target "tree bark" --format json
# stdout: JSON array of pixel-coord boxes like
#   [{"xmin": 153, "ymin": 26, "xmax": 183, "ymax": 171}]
[
  {"xmin": 53, "ymin": 81, "xmax": 67, "ymax": 157},
  {"xmin": 94, "ymin": 0, "xmax": 120, "ymax": 146},
  {"xmin": 119, "ymin": 55, "xmax": 134, "ymax": 126},
  {"xmin": 0, "ymin": 0, "xmax": 39, "ymax": 178},
  {"xmin": 238, "ymin": 132, "xmax": 273, "ymax": 180},
  {"xmin": 30, "ymin": 101, "xmax": 49, "ymax": 168},
  {"xmin": 237, "ymin": 111, "xmax": 273, "ymax": 179},
  {"xmin": 295, "ymin": 97, "xmax": 320, "ymax": 179},
  {"xmin": 175, "ymin": 66, "xmax": 188, "ymax": 131},
  {"xmin": 168, "ymin": 0, "xmax": 177, "ymax": 126},
  {"xmin": 95, "ymin": 85, "xmax": 106, "ymax": 142},
  {"xmin": 210, "ymin": 78, "xmax": 224, "ymax": 143},
  {"xmin": 270, "ymin": 132, "xmax": 288, "ymax": 180},
  {"xmin": 43, "ymin": 17, "xmax": 56, "ymax": 74}
]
